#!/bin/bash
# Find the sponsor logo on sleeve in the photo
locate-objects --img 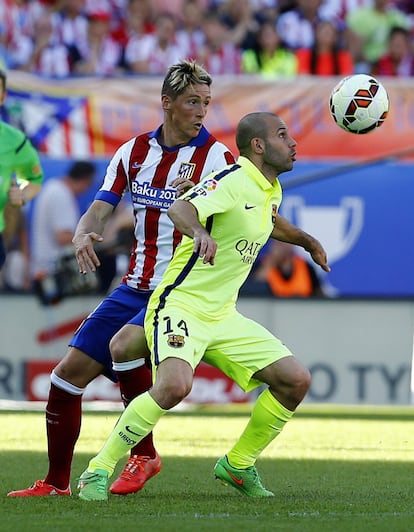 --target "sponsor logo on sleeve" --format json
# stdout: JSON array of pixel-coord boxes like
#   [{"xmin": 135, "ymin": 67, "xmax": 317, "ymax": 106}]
[{"xmin": 190, "ymin": 178, "xmax": 218, "ymax": 197}]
